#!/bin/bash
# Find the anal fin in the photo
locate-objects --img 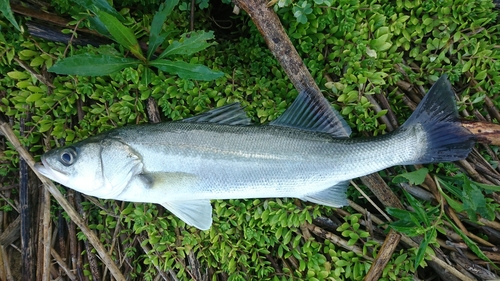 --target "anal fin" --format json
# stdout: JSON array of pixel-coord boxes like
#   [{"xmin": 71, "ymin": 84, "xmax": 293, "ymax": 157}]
[
  {"xmin": 161, "ymin": 200, "xmax": 212, "ymax": 230},
  {"xmin": 303, "ymin": 181, "xmax": 349, "ymax": 207}
]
